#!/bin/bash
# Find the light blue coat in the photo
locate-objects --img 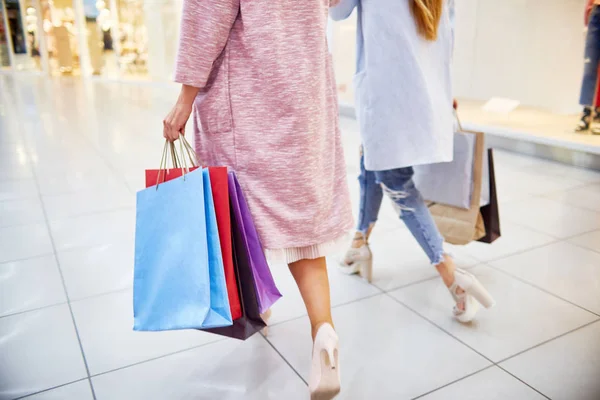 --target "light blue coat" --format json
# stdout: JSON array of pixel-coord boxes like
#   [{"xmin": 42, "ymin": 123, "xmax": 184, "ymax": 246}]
[{"xmin": 331, "ymin": 0, "xmax": 454, "ymax": 171}]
